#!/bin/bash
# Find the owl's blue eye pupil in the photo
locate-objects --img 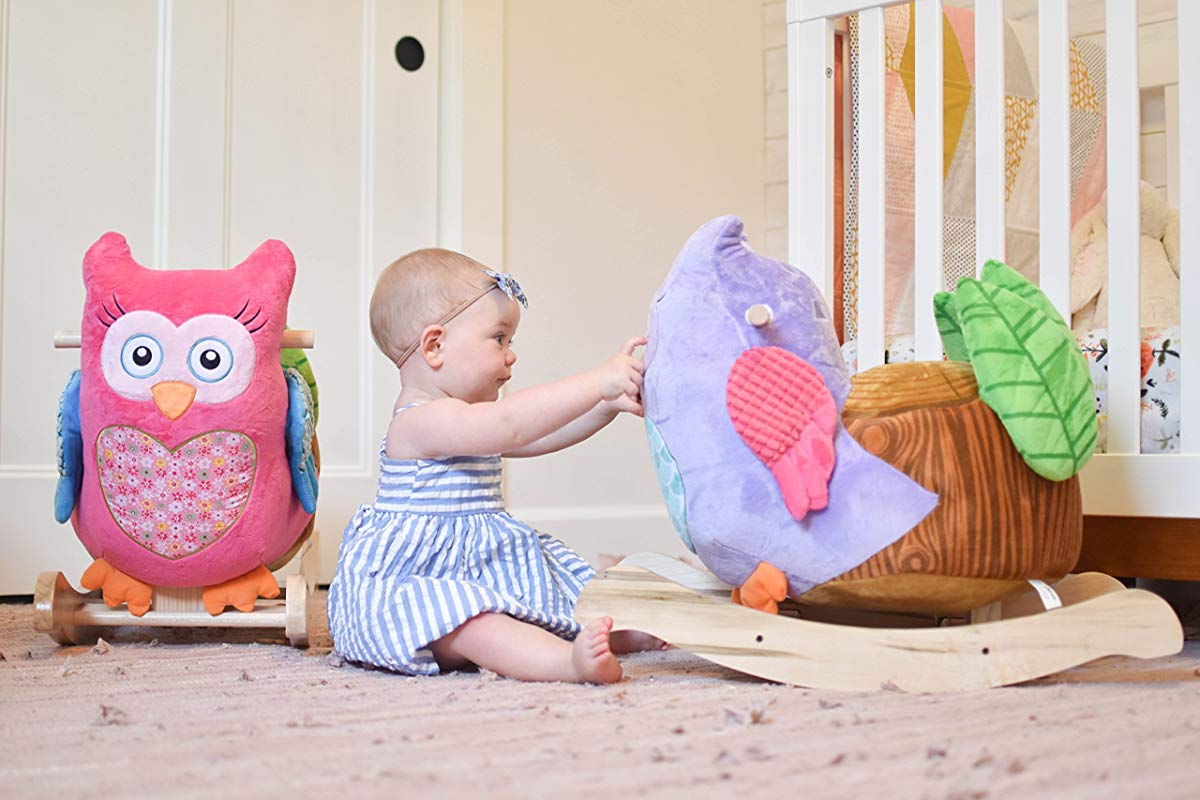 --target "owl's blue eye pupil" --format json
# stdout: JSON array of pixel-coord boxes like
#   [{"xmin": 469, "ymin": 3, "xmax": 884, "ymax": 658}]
[
  {"xmin": 133, "ymin": 346, "xmax": 153, "ymax": 367},
  {"xmin": 200, "ymin": 350, "xmax": 220, "ymax": 370}
]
